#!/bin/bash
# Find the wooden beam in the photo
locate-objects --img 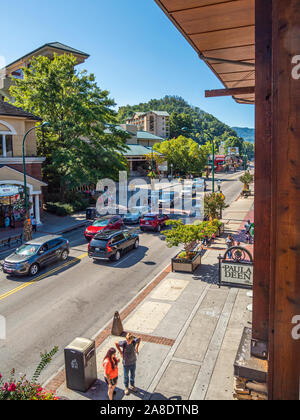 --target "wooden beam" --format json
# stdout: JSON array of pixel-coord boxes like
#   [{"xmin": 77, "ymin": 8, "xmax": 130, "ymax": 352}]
[
  {"xmin": 205, "ymin": 86, "xmax": 255, "ymax": 97},
  {"xmin": 252, "ymin": 0, "xmax": 272, "ymax": 351},
  {"xmin": 269, "ymin": 0, "xmax": 300, "ymax": 400}
]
